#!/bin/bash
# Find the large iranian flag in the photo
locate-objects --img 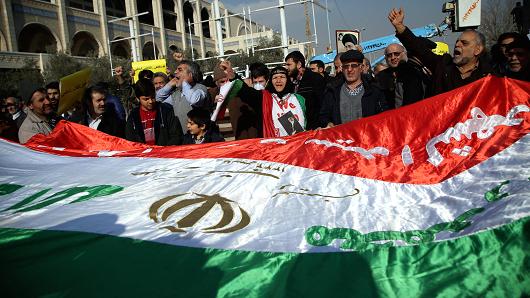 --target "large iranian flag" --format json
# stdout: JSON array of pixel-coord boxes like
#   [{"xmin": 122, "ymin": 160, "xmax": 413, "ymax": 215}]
[{"xmin": 0, "ymin": 76, "xmax": 529, "ymax": 297}]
